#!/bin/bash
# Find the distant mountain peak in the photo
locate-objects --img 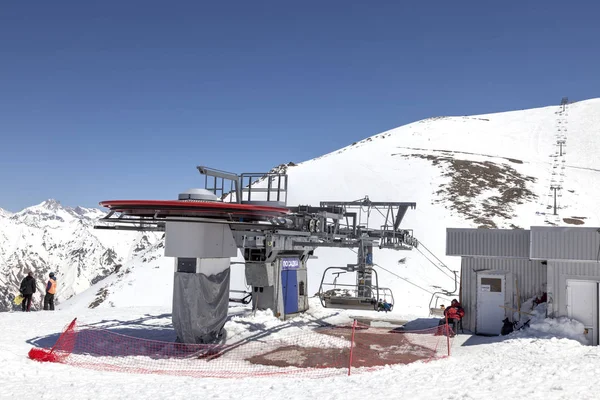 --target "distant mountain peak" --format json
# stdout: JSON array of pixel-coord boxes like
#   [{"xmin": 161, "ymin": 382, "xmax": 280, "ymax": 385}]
[
  {"xmin": 16, "ymin": 199, "xmax": 65, "ymax": 213},
  {"xmin": 16, "ymin": 199, "xmax": 66, "ymax": 216},
  {"xmin": 73, "ymin": 206, "xmax": 86, "ymax": 215},
  {"xmin": 40, "ymin": 199, "xmax": 62, "ymax": 210},
  {"xmin": 9, "ymin": 199, "xmax": 104, "ymax": 228},
  {"xmin": 0, "ymin": 209, "xmax": 11, "ymax": 218}
]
